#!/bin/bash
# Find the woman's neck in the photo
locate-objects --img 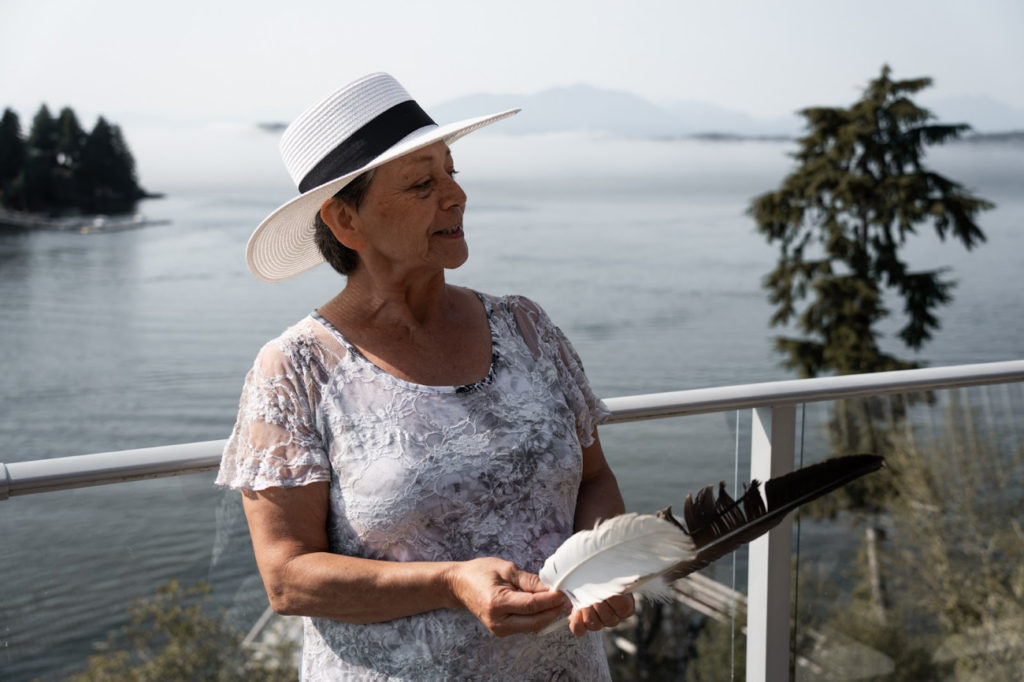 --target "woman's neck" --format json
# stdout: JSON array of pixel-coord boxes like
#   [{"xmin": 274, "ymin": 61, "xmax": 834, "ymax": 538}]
[{"xmin": 322, "ymin": 267, "xmax": 455, "ymax": 333}]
